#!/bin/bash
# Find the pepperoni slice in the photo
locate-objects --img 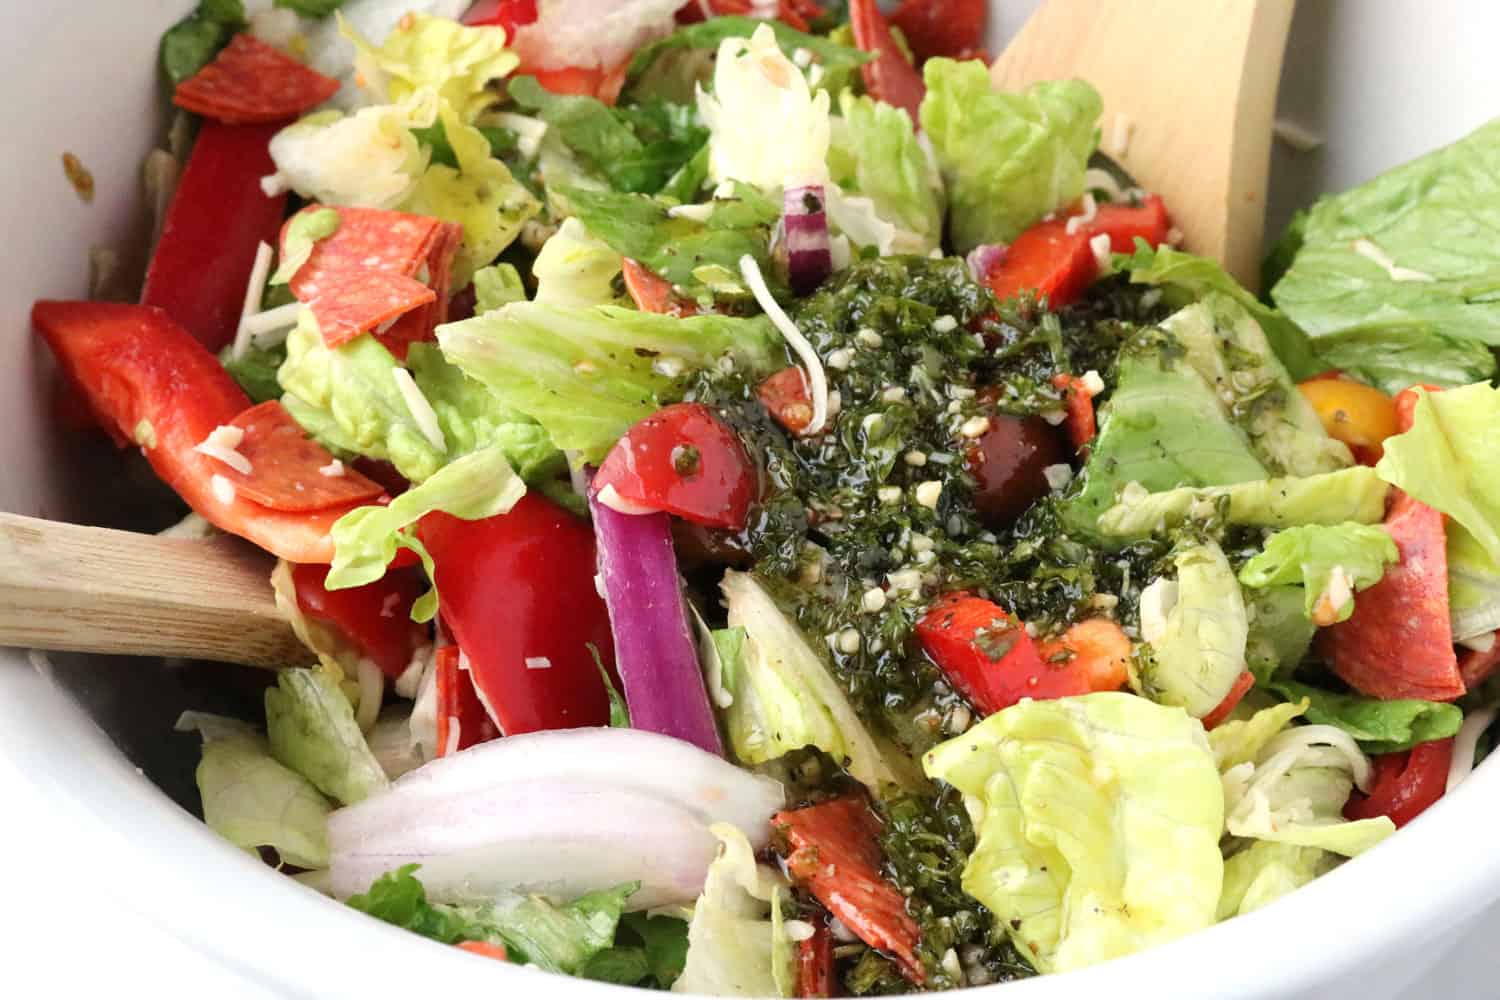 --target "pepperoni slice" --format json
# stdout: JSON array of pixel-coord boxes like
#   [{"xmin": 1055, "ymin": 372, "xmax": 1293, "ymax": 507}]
[
  {"xmin": 374, "ymin": 221, "xmax": 463, "ymax": 359},
  {"xmin": 307, "ymin": 270, "xmax": 437, "ymax": 348},
  {"xmin": 222, "ymin": 401, "xmax": 385, "ymax": 512},
  {"xmin": 172, "ymin": 34, "xmax": 340, "ymax": 125},
  {"xmin": 435, "ymin": 645, "xmax": 502, "ymax": 756},
  {"xmin": 1322, "ymin": 490, "xmax": 1465, "ymax": 702}
]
